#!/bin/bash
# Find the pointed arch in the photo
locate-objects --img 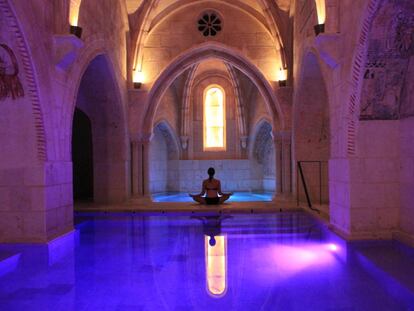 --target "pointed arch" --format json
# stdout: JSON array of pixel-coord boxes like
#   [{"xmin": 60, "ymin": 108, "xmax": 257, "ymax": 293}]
[{"xmin": 141, "ymin": 42, "xmax": 285, "ymax": 136}]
